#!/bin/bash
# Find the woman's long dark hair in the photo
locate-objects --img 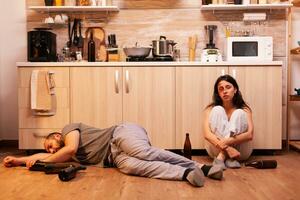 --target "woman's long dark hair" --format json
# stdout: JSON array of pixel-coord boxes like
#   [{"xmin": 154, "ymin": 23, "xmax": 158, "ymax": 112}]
[{"xmin": 207, "ymin": 75, "xmax": 251, "ymax": 110}]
